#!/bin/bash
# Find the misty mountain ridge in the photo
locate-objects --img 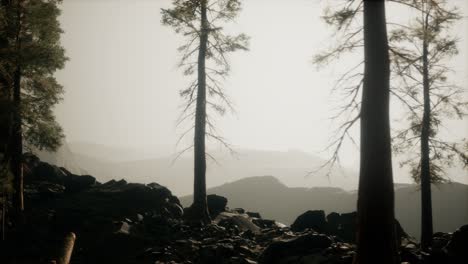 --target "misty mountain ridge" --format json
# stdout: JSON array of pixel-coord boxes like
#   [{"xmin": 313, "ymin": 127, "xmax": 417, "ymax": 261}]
[
  {"xmin": 67, "ymin": 141, "xmax": 174, "ymax": 162},
  {"xmin": 31, "ymin": 143, "xmax": 86, "ymax": 175},
  {"xmin": 35, "ymin": 140, "xmax": 468, "ymax": 239},
  {"xmin": 38, "ymin": 141, "xmax": 360, "ymax": 195},
  {"xmin": 37, "ymin": 141, "xmax": 467, "ymax": 196},
  {"xmin": 180, "ymin": 175, "xmax": 468, "ymax": 239}
]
